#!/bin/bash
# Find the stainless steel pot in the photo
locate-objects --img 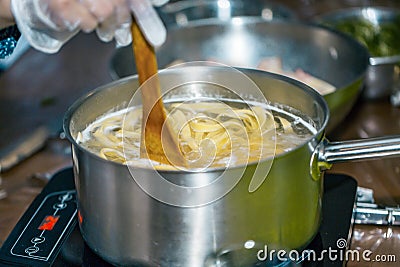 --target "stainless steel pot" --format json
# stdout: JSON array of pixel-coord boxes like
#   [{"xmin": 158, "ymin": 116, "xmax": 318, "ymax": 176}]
[
  {"xmin": 64, "ymin": 66, "xmax": 399, "ymax": 266},
  {"xmin": 109, "ymin": 21, "xmax": 369, "ymax": 133}
]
